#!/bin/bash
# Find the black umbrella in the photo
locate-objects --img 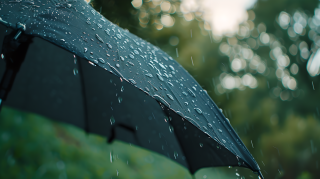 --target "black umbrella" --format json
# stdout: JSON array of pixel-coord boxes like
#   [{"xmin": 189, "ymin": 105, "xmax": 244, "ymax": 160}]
[{"xmin": 0, "ymin": 0, "xmax": 263, "ymax": 178}]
